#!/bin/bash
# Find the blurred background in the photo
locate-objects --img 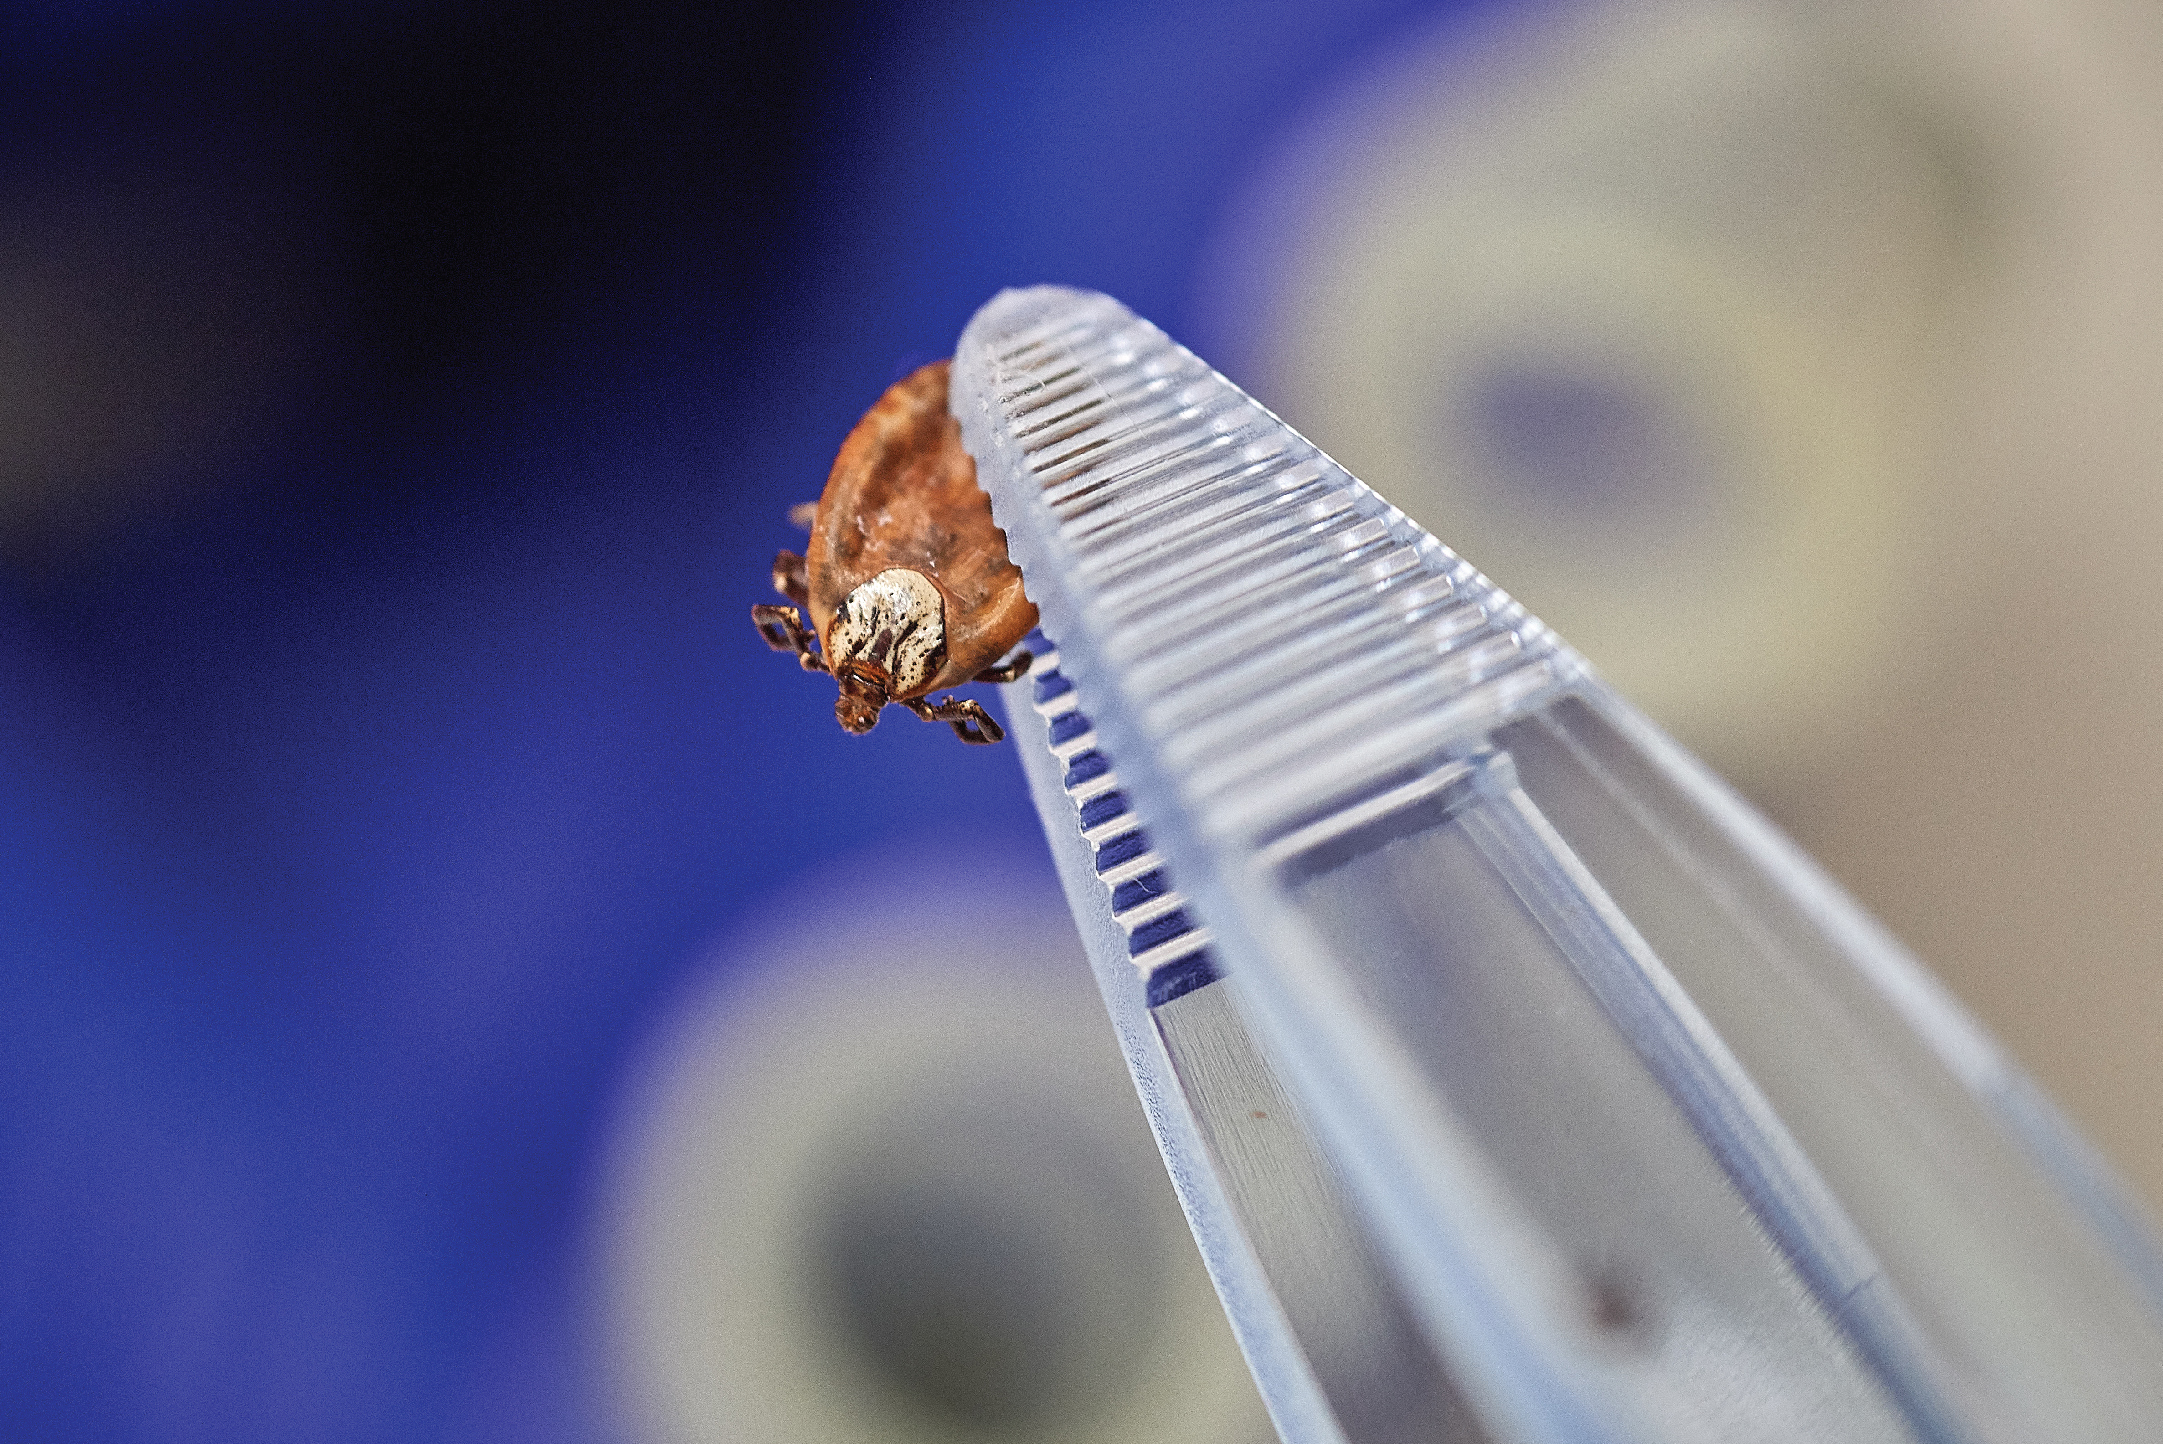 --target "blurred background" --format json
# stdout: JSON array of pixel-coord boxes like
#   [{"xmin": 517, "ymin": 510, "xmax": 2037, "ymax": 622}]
[{"xmin": 3, "ymin": 0, "xmax": 2161, "ymax": 1440}]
